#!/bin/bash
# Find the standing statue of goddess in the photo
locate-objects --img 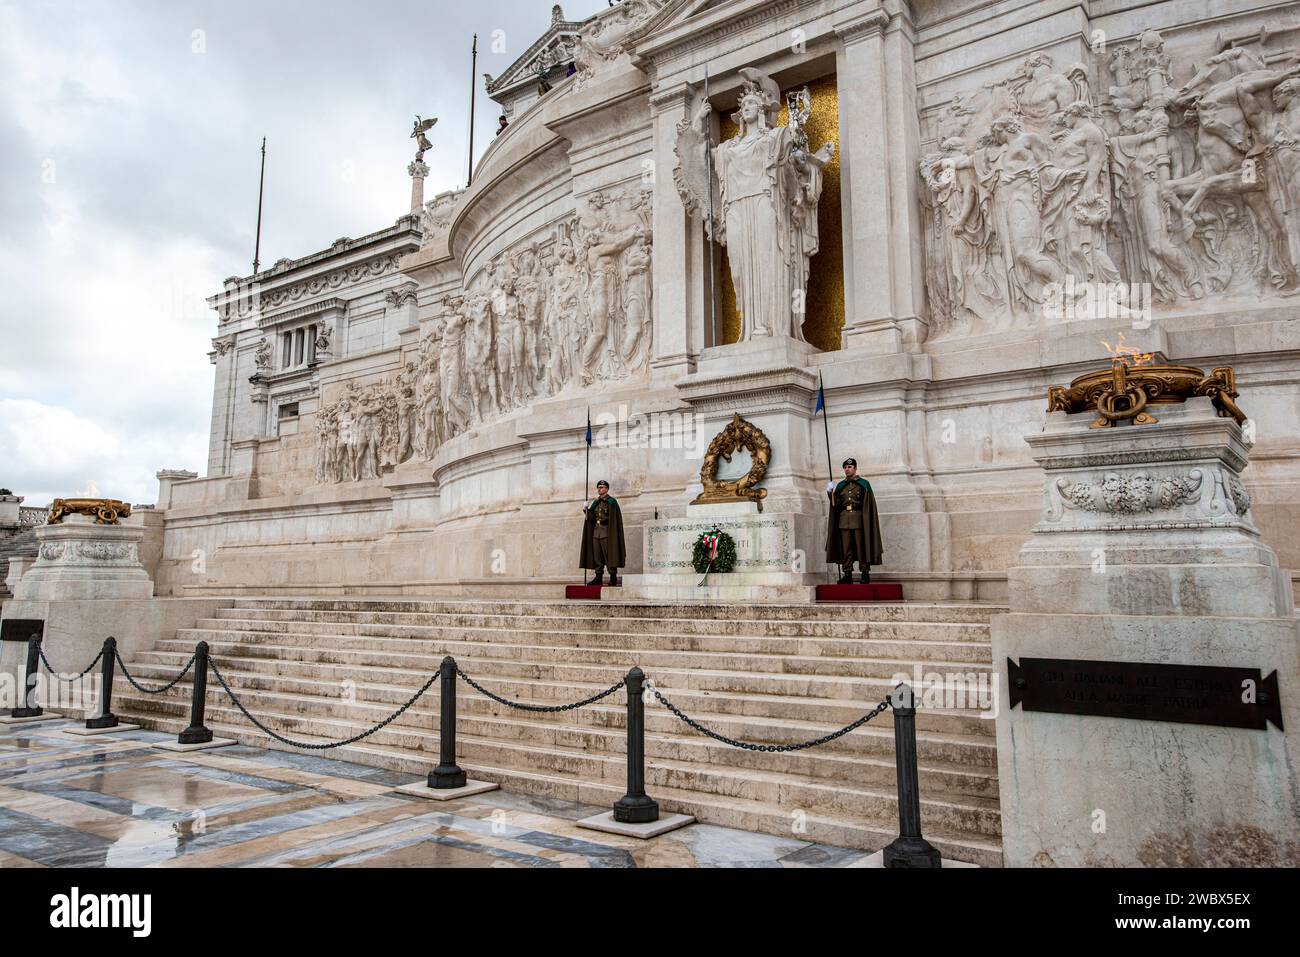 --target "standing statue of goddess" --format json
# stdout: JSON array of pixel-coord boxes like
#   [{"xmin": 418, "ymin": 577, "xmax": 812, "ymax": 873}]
[{"xmin": 675, "ymin": 67, "xmax": 835, "ymax": 342}]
